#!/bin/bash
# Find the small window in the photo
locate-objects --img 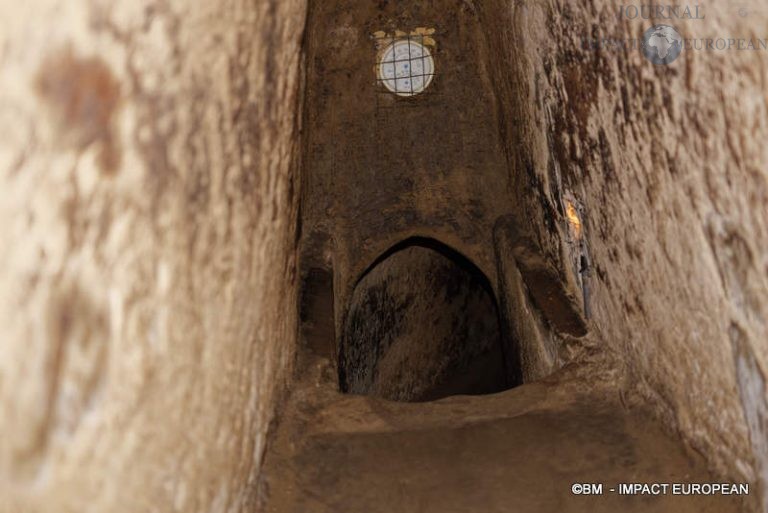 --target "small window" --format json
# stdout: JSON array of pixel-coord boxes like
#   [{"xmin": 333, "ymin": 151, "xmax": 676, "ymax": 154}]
[{"xmin": 377, "ymin": 39, "xmax": 435, "ymax": 97}]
